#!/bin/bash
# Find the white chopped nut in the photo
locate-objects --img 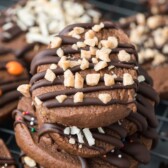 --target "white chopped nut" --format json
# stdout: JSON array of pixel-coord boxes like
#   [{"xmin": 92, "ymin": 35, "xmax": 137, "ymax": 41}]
[
  {"xmin": 50, "ymin": 37, "xmax": 62, "ymax": 48},
  {"xmin": 70, "ymin": 126, "xmax": 80, "ymax": 135},
  {"xmin": 90, "ymin": 47, "xmax": 97, "ymax": 55},
  {"xmin": 50, "ymin": 64, "xmax": 57, "ymax": 70},
  {"xmin": 72, "ymin": 34, "xmax": 81, "ymax": 39},
  {"xmin": 96, "ymin": 49, "xmax": 111, "ymax": 62},
  {"xmin": 83, "ymin": 128, "xmax": 95, "ymax": 146},
  {"xmin": 58, "ymin": 57, "xmax": 70, "ymax": 71},
  {"xmin": 69, "ymin": 137, "xmax": 76, "ymax": 144},
  {"xmin": 64, "ymin": 127, "xmax": 70, "ymax": 135},
  {"xmin": 64, "ymin": 70, "xmax": 75, "ymax": 87},
  {"xmin": 77, "ymin": 132, "xmax": 84, "ymax": 144},
  {"xmin": 74, "ymin": 92, "xmax": 84, "ymax": 103},
  {"xmin": 81, "ymin": 50, "xmax": 91, "ymax": 59},
  {"xmin": 86, "ymin": 74, "xmax": 100, "ymax": 86},
  {"xmin": 73, "ymin": 27, "xmax": 85, "ymax": 34},
  {"xmin": 104, "ymin": 74, "xmax": 115, "ymax": 86},
  {"xmin": 98, "ymin": 93, "xmax": 112, "ymax": 104},
  {"xmin": 94, "ymin": 61, "xmax": 108, "ymax": 71},
  {"xmin": 84, "ymin": 39, "xmax": 96, "ymax": 47},
  {"xmin": 44, "ymin": 69, "xmax": 56, "ymax": 82},
  {"xmin": 108, "ymin": 65, "xmax": 115, "ymax": 70},
  {"xmin": 72, "ymin": 44, "xmax": 78, "ymax": 50},
  {"xmin": 118, "ymin": 50, "xmax": 131, "ymax": 62},
  {"xmin": 163, "ymin": 44, "xmax": 168, "ymax": 54},
  {"xmin": 85, "ymin": 30, "xmax": 95, "ymax": 39},
  {"xmin": 136, "ymin": 13, "xmax": 146, "ymax": 25},
  {"xmin": 24, "ymin": 156, "xmax": 36, "ymax": 167},
  {"xmin": 77, "ymin": 42, "xmax": 86, "ymax": 48},
  {"xmin": 17, "ymin": 84, "xmax": 31, "ymax": 97},
  {"xmin": 56, "ymin": 95, "xmax": 67, "ymax": 103},
  {"xmin": 80, "ymin": 58, "xmax": 90, "ymax": 70},
  {"xmin": 147, "ymin": 15, "xmax": 163, "ymax": 29},
  {"xmin": 35, "ymin": 96, "xmax": 42, "ymax": 106},
  {"xmin": 101, "ymin": 39, "xmax": 117, "ymax": 49},
  {"xmin": 92, "ymin": 58, "xmax": 98, "ymax": 64},
  {"xmin": 70, "ymin": 61, "xmax": 80, "ymax": 68},
  {"xmin": 75, "ymin": 73, "xmax": 84, "ymax": 89},
  {"xmin": 92, "ymin": 22, "xmax": 104, "ymax": 32},
  {"xmin": 56, "ymin": 48, "xmax": 64, "ymax": 57},
  {"xmin": 98, "ymin": 127, "xmax": 105, "ymax": 134},
  {"xmin": 123, "ymin": 73, "xmax": 134, "ymax": 86},
  {"xmin": 138, "ymin": 75, "xmax": 145, "ymax": 83},
  {"xmin": 108, "ymin": 36, "xmax": 118, "ymax": 49}
]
